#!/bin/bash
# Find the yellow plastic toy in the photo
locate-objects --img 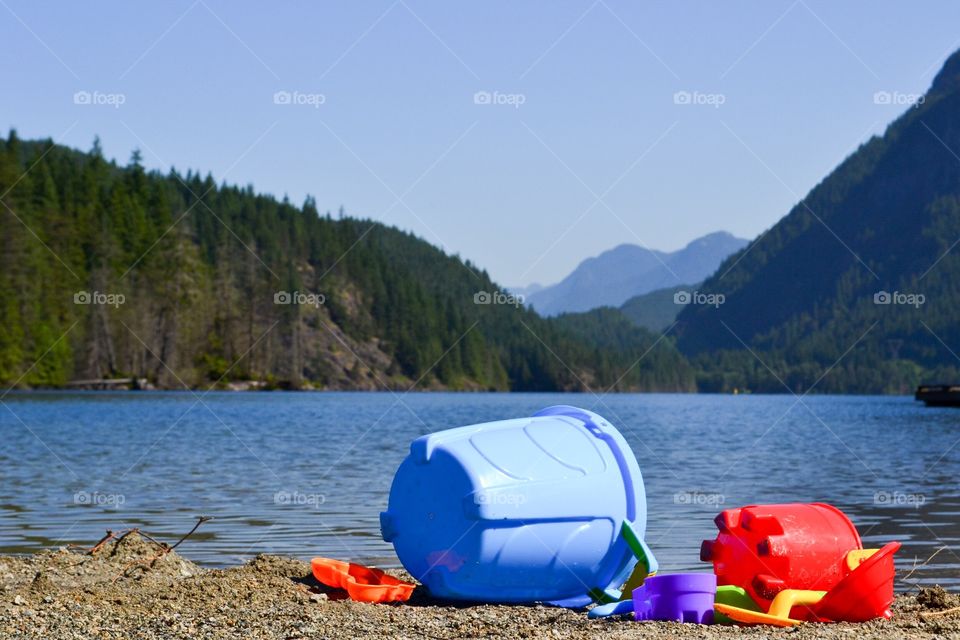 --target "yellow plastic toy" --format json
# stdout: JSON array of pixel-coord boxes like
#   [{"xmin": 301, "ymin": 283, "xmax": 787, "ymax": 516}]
[
  {"xmin": 713, "ymin": 547, "xmax": 882, "ymax": 627},
  {"xmin": 715, "ymin": 589, "xmax": 826, "ymax": 626}
]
